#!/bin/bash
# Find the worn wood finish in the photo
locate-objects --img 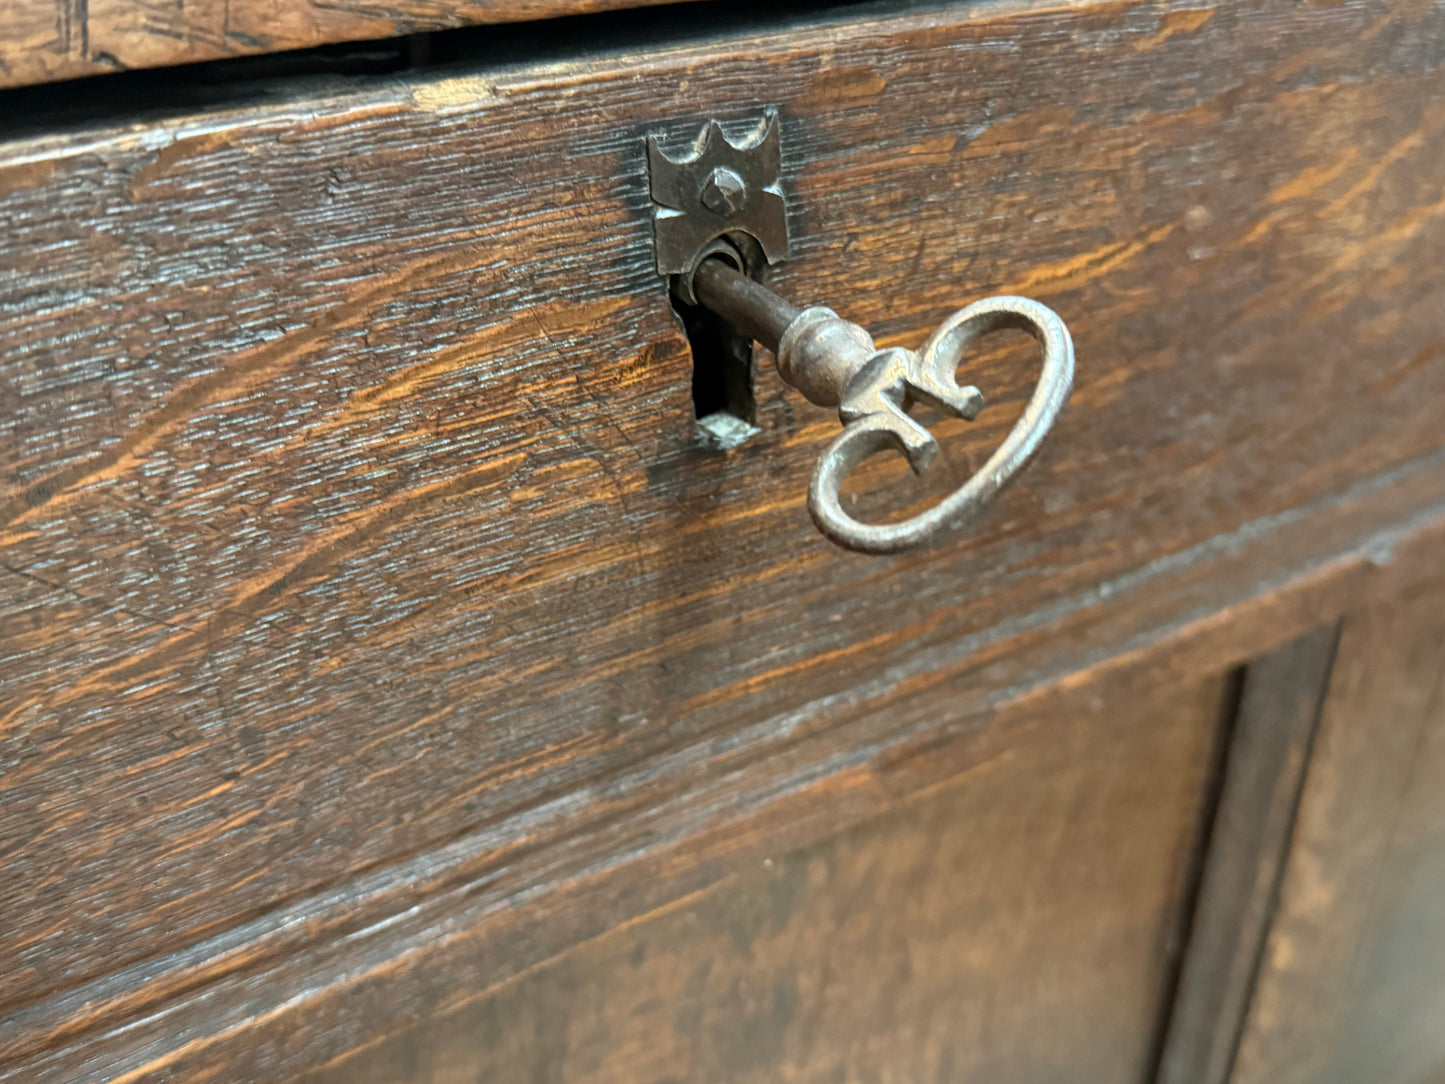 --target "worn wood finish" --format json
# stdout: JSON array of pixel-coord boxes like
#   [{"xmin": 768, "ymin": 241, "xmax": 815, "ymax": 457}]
[
  {"xmin": 302, "ymin": 676, "xmax": 1231, "ymax": 1084},
  {"xmin": 7, "ymin": 503, "xmax": 1441, "ymax": 1084},
  {"xmin": 0, "ymin": 0, "xmax": 703, "ymax": 90},
  {"xmin": 4, "ymin": 0, "xmax": 1445, "ymax": 1078},
  {"xmin": 1155, "ymin": 627, "xmax": 1339, "ymax": 1084},
  {"xmin": 1230, "ymin": 585, "xmax": 1445, "ymax": 1084}
]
